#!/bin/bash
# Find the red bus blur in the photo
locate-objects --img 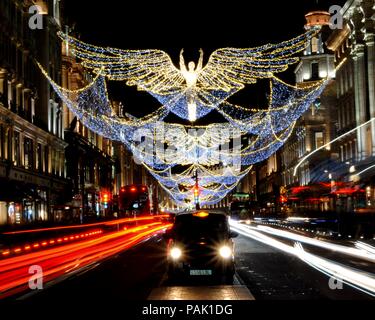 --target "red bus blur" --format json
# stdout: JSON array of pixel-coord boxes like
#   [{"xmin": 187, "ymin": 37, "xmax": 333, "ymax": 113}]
[{"xmin": 118, "ymin": 185, "xmax": 151, "ymax": 216}]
